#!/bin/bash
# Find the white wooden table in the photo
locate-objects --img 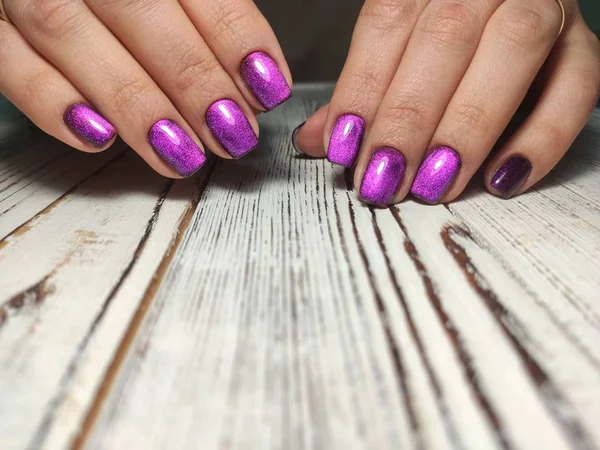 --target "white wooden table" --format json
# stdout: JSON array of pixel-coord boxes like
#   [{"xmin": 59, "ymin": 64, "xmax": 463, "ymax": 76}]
[{"xmin": 0, "ymin": 84, "xmax": 599, "ymax": 450}]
